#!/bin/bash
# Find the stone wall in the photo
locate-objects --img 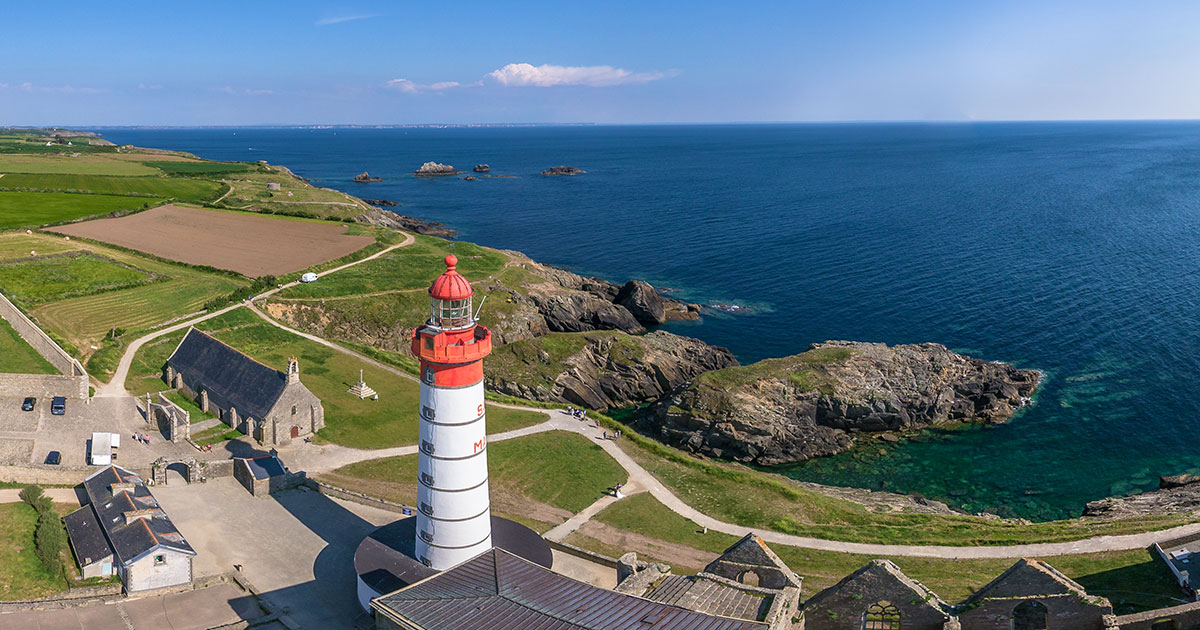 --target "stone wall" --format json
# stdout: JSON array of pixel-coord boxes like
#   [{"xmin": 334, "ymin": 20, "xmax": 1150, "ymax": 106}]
[
  {"xmin": 233, "ymin": 460, "xmax": 307, "ymax": 496},
  {"xmin": 956, "ymin": 594, "xmax": 1110, "ymax": 630},
  {"xmin": 305, "ymin": 479, "xmax": 412, "ymax": 514},
  {"xmin": 0, "ymin": 291, "xmax": 89, "ymax": 399},
  {"xmin": 1116, "ymin": 600, "xmax": 1200, "ymax": 630},
  {"xmin": 0, "ymin": 463, "xmax": 149, "ymax": 486}
]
